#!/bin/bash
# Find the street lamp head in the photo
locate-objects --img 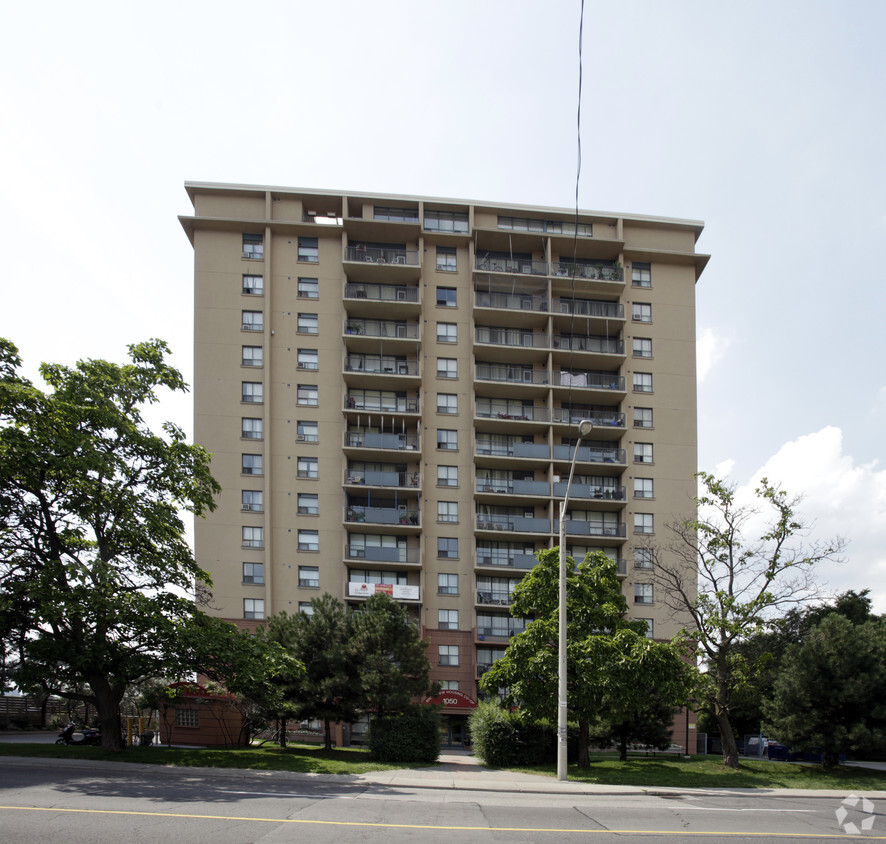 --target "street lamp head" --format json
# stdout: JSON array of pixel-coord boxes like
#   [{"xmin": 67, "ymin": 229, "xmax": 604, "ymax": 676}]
[{"xmin": 577, "ymin": 419, "xmax": 594, "ymax": 438}]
